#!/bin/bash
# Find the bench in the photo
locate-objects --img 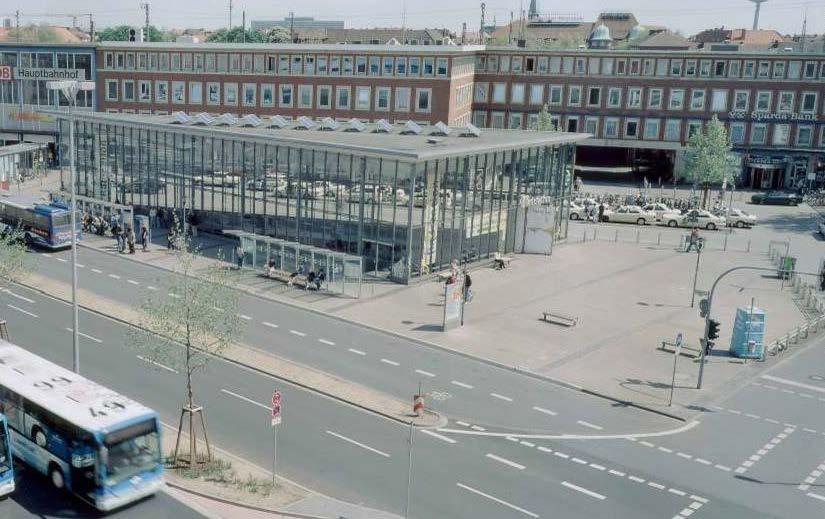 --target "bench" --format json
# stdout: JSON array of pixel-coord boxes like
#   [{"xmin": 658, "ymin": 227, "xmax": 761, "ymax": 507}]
[
  {"xmin": 659, "ymin": 340, "xmax": 701, "ymax": 358},
  {"xmin": 259, "ymin": 269, "xmax": 309, "ymax": 289},
  {"xmin": 541, "ymin": 311, "xmax": 578, "ymax": 327},
  {"xmin": 493, "ymin": 253, "xmax": 512, "ymax": 270}
]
